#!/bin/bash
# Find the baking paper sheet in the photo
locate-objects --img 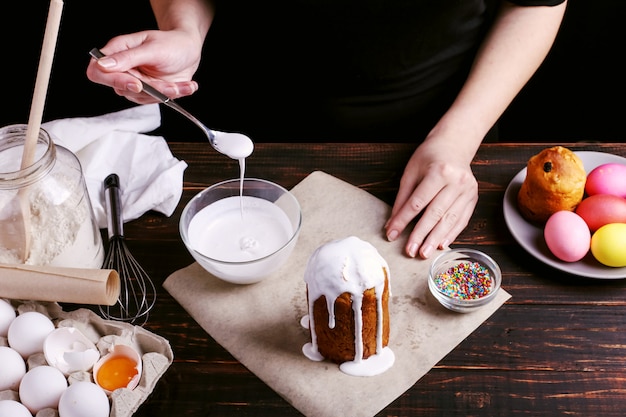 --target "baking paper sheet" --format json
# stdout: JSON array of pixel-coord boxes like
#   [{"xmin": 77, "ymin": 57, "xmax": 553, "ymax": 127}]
[
  {"xmin": 0, "ymin": 264, "xmax": 120, "ymax": 305},
  {"xmin": 164, "ymin": 171, "xmax": 511, "ymax": 417}
]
